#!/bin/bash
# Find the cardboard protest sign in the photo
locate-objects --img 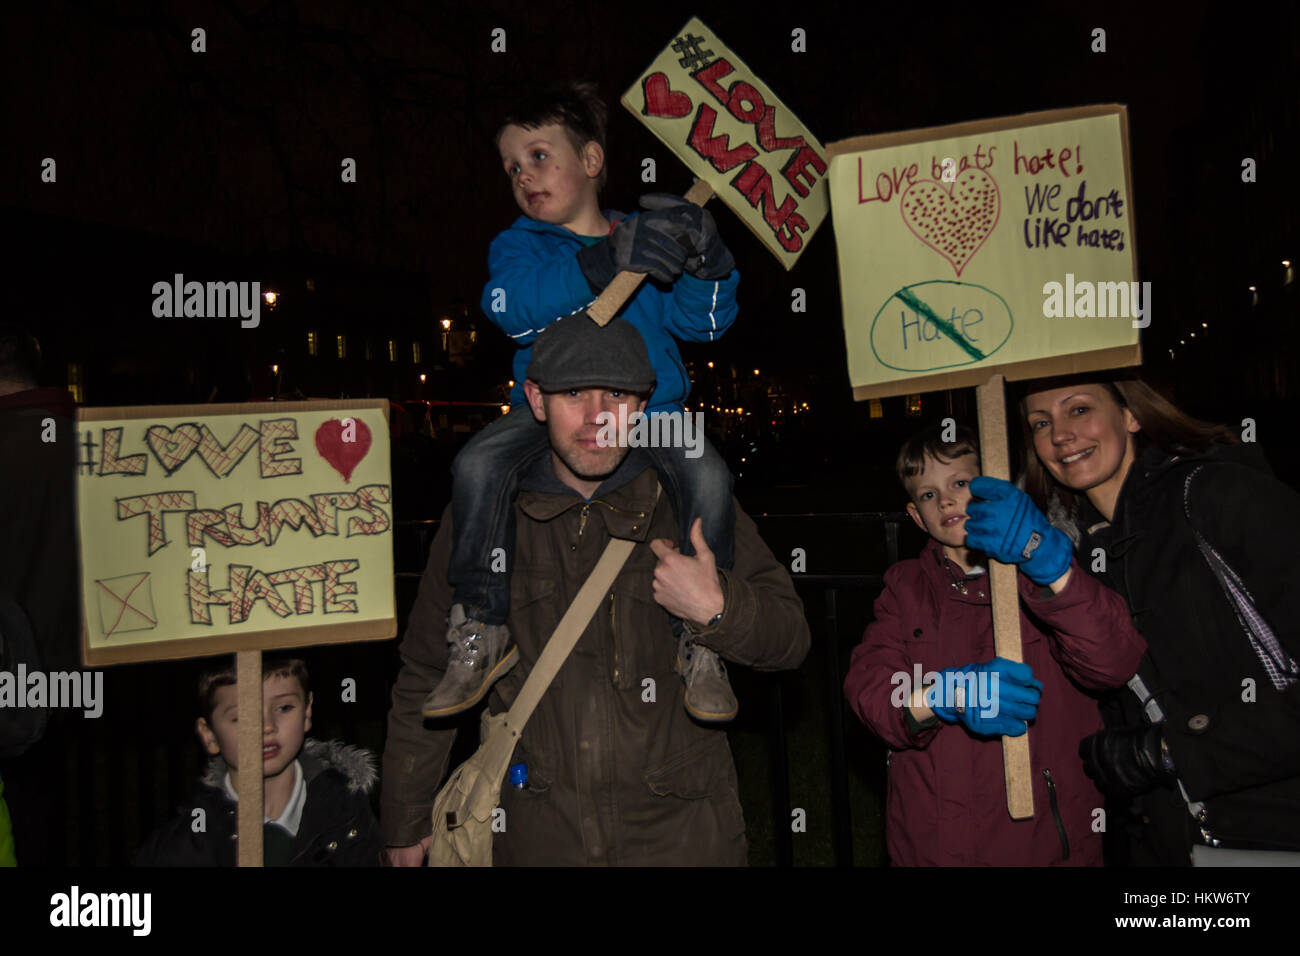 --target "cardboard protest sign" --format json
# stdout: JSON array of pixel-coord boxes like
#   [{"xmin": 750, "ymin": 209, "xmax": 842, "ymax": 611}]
[
  {"xmin": 621, "ymin": 16, "xmax": 829, "ymax": 270},
  {"xmin": 826, "ymin": 106, "xmax": 1142, "ymax": 400},
  {"xmin": 75, "ymin": 400, "xmax": 395, "ymax": 666}
]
